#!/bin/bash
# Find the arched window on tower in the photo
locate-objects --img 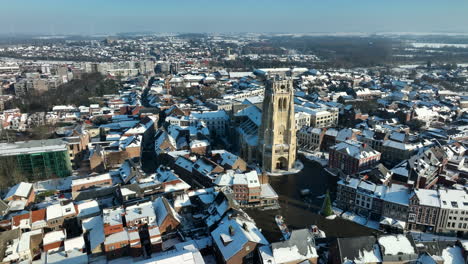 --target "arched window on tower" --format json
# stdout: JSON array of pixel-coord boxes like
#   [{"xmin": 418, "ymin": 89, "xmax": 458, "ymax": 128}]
[{"xmin": 283, "ymin": 98, "xmax": 288, "ymax": 111}]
